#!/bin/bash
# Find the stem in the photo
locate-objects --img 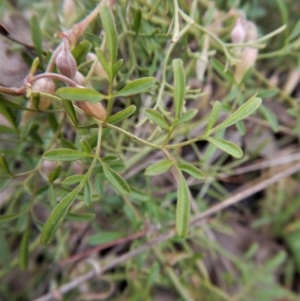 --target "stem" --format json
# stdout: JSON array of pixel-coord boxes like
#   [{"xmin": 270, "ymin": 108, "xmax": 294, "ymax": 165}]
[
  {"xmin": 162, "ymin": 125, "xmax": 175, "ymax": 147},
  {"xmin": 46, "ymin": 44, "xmax": 62, "ymax": 73},
  {"xmin": 154, "ymin": 24, "xmax": 191, "ymax": 110},
  {"xmin": 105, "ymin": 123, "xmax": 163, "ymax": 149},
  {"xmin": 30, "ymin": 73, "xmax": 78, "ymax": 87},
  {"xmin": 83, "ymin": 124, "xmax": 103, "ymax": 181},
  {"xmin": 0, "ymin": 85, "xmax": 26, "ymax": 96},
  {"xmin": 172, "ymin": 0, "xmax": 180, "ymax": 43}
]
